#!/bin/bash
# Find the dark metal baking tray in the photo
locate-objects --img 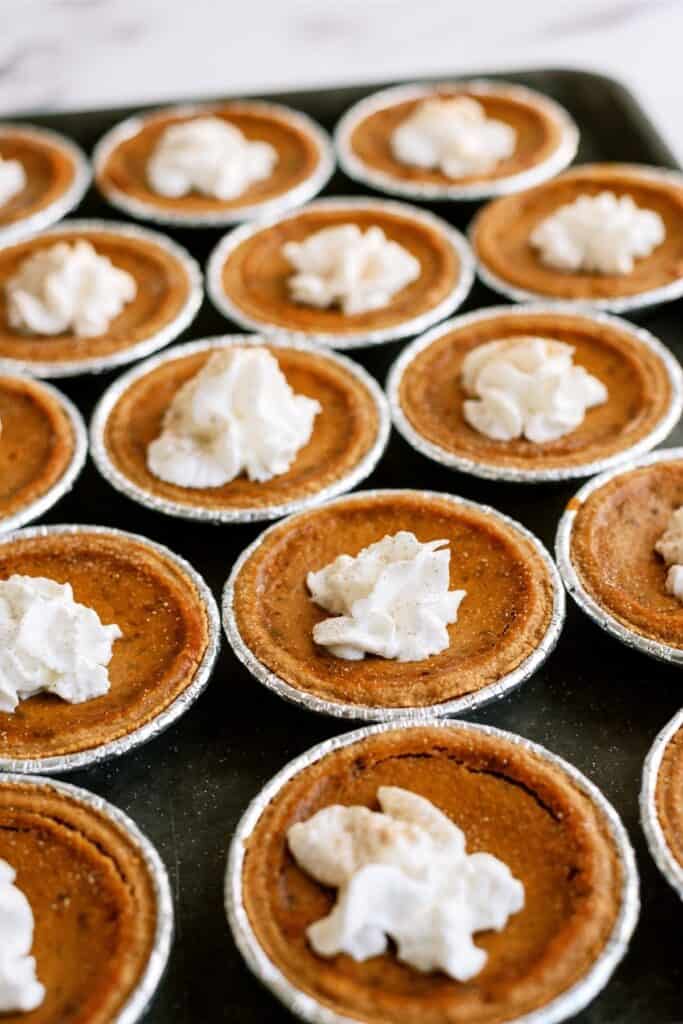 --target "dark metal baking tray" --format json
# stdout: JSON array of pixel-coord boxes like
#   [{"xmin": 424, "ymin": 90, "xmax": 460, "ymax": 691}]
[{"xmin": 7, "ymin": 68, "xmax": 683, "ymax": 1023}]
